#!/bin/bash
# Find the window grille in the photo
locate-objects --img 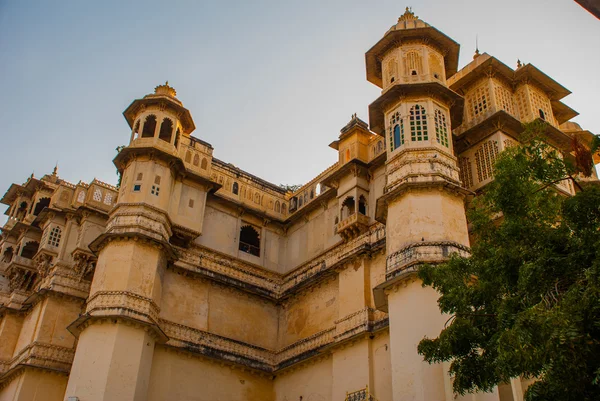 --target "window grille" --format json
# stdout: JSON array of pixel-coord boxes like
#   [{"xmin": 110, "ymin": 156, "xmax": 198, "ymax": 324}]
[
  {"xmin": 529, "ymin": 87, "xmax": 553, "ymax": 124},
  {"xmin": 77, "ymin": 191, "xmax": 85, "ymax": 203},
  {"xmin": 434, "ymin": 109, "xmax": 449, "ymax": 147},
  {"xmin": 405, "ymin": 51, "xmax": 422, "ymax": 75},
  {"xmin": 151, "ymin": 185, "xmax": 160, "ymax": 196},
  {"xmin": 48, "ymin": 226, "xmax": 62, "ymax": 247},
  {"xmin": 458, "ymin": 157, "xmax": 474, "ymax": 189},
  {"xmin": 386, "ymin": 58, "xmax": 397, "ymax": 83},
  {"xmin": 93, "ymin": 189, "xmax": 102, "ymax": 202},
  {"xmin": 516, "ymin": 89, "xmax": 529, "ymax": 120},
  {"xmin": 494, "ymin": 83, "xmax": 516, "ymax": 116},
  {"xmin": 104, "ymin": 193, "xmax": 112, "ymax": 205},
  {"xmin": 410, "ymin": 105, "xmax": 428, "ymax": 141},
  {"xmin": 468, "ymin": 83, "xmax": 489, "ymax": 119},
  {"xmin": 474, "ymin": 140, "xmax": 499, "ymax": 182}
]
